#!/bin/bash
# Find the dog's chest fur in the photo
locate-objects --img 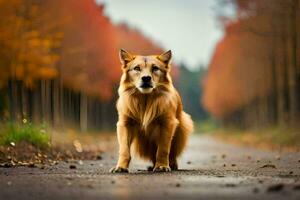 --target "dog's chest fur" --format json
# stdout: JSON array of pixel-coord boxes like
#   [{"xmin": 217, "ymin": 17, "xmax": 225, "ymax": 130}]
[{"xmin": 118, "ymin": 90, "xmax": 177, "ymax": 131}]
